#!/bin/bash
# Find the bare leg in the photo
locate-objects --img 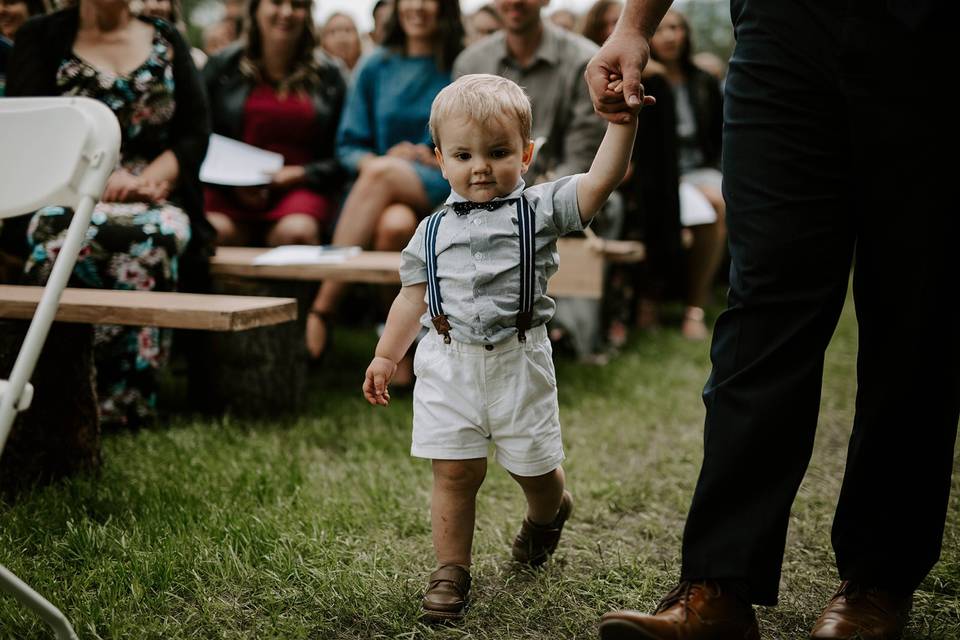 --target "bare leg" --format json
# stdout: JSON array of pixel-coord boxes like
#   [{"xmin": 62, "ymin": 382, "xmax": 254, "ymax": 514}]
[
  {"xmin": 266, "ymin": 213, "xmax": 320, "ymax": 246},
  {"xmin": 510, "ymin": 466, "xmax": 566, "ymax": 525},
  {"xmin": 432, "ymin": 458, "xmax": 487, "ymax": 567},
  {"xmin": 684, "ymin": 185, "xmax": 727, "ymax": 339},
  {"xmin": 207, "ymin": 211, "xmax": 252, "ymax": 247},
  {"xmin": 306, "ymin": 157, "xmax": 429, "ymax": 359}
]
